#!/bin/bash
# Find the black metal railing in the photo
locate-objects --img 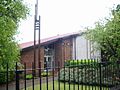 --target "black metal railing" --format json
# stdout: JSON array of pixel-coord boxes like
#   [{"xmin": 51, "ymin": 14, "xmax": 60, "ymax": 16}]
[{"xmin": 0, "ymin": 59, "xmax": 120, "ymax": 90}]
